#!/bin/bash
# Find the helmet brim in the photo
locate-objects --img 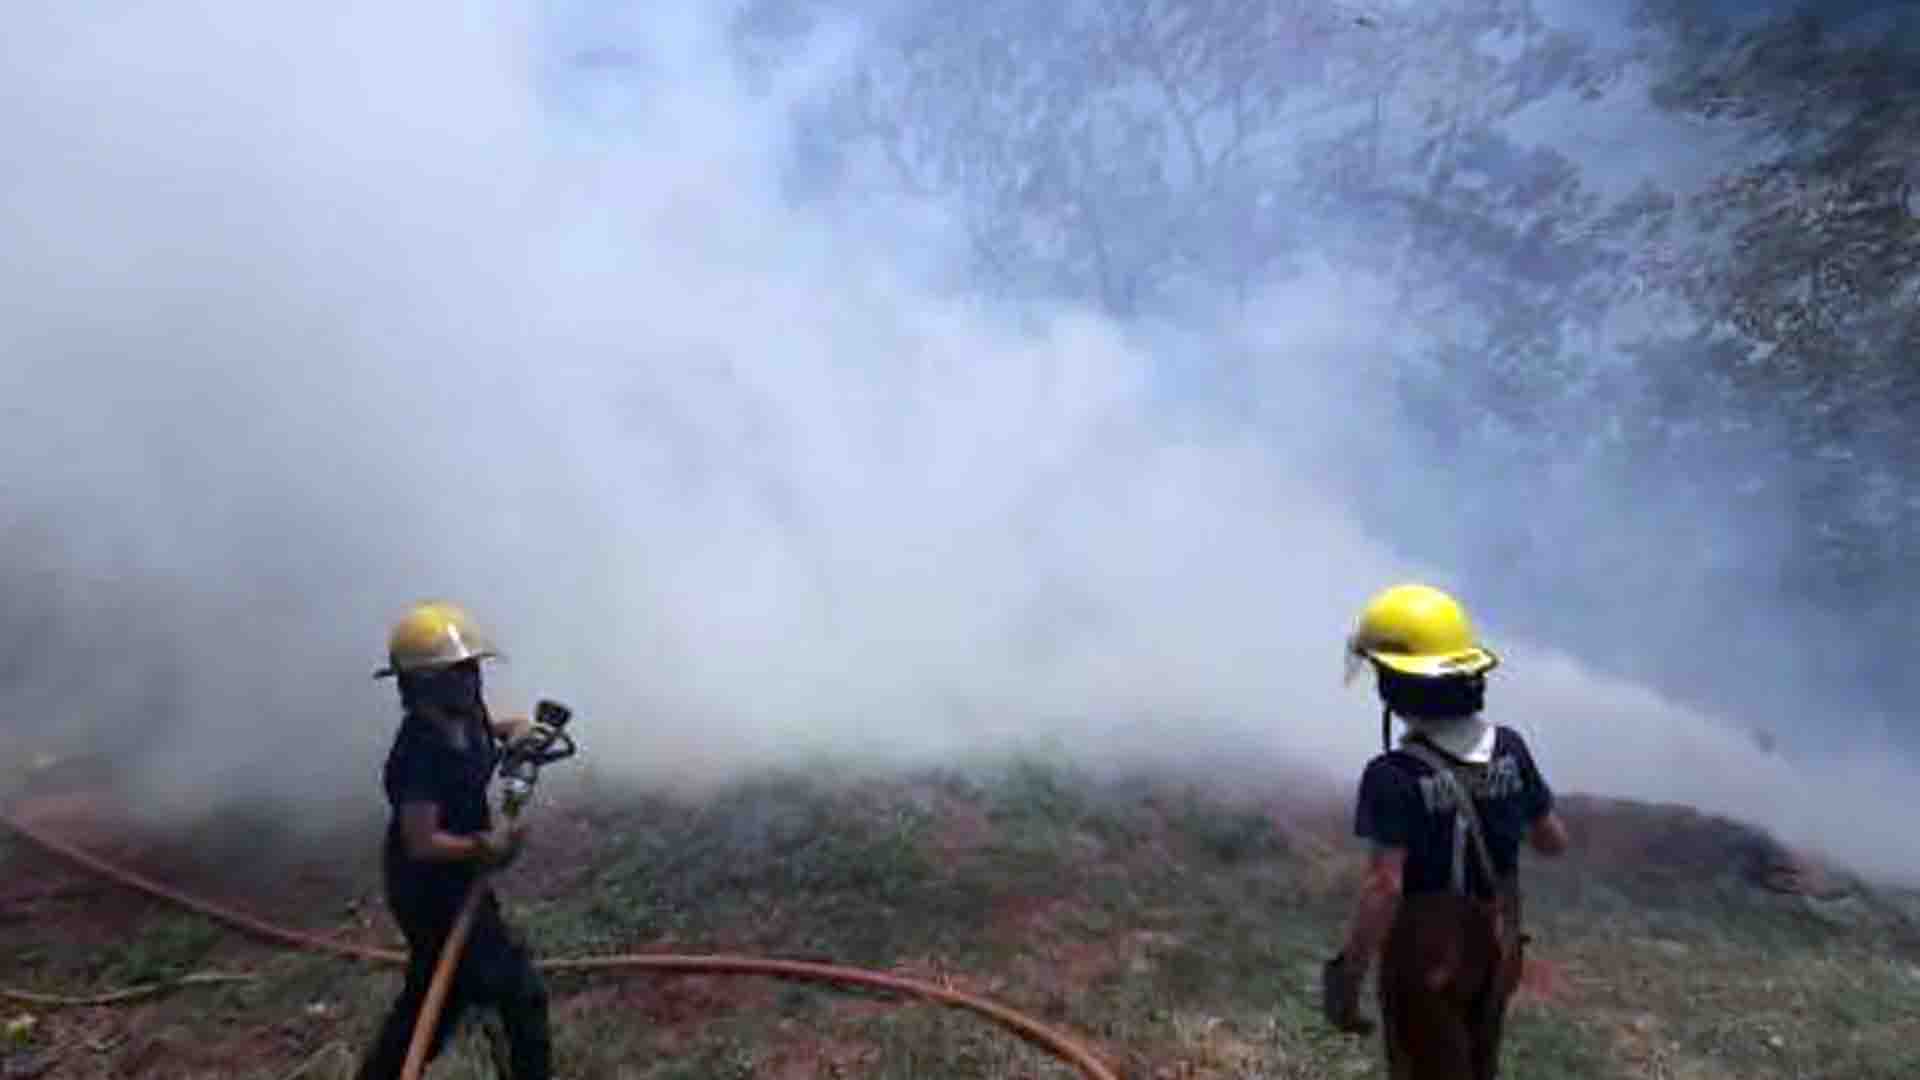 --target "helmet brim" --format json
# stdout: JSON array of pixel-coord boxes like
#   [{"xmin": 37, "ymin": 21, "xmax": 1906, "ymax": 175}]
[
  {"xmin": 1364, "ymin": 646, "xmax": 1499, "ymax": 679},
  {"xmin": 371, "ymin": 650, "xmax": 501, "ymax": 680}
]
